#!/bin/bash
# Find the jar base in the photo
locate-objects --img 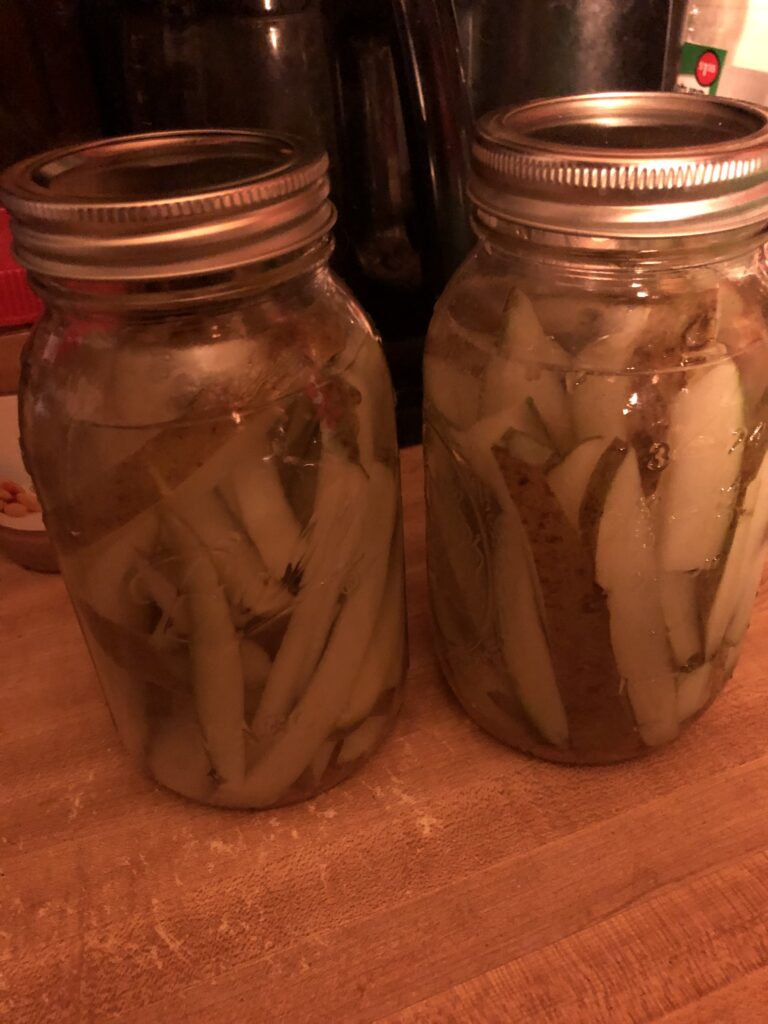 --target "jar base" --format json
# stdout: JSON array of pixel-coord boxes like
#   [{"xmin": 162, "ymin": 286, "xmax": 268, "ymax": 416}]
[
  {"xmin": 143, "ymin": 702, "xmax": 402, "ymax": 810},
  {"xmin": 442, "ymin": 656, "xmax": 732, "ymax": 767}
]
